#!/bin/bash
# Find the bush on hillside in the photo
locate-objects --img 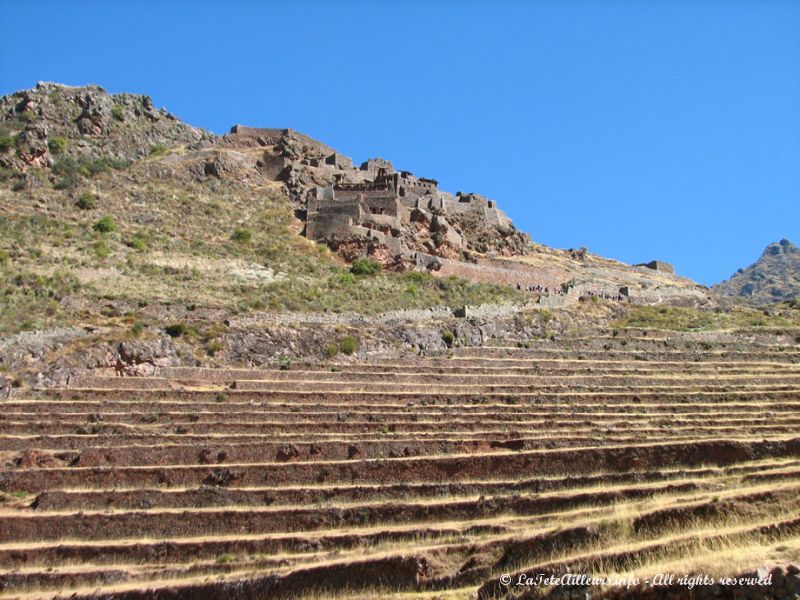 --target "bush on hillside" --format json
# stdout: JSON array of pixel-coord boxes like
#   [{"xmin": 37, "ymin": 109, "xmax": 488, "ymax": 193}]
[
  {"xmin": 350, "ymin": 258, "xmax": 382, "ymax": 276},
  {"xmin": 441, "ymin": 330, "xmax": 455, "ymax": 347},
  {"xmin": 340, "ymin": 336, "xmax": 357, "ymax": 355},
  {"xmin": 164, "ymin": 323, "xmax": 187, "ymax": 338},
  {"xmin": 76, "ymin": 191, "xmax": 97, "ymax": 210},
  {"xmin": 47, "ymin": 136, "xmax": 68, "ymax": 155},
  {"xmin": 93, "ymin": 215, "xmax": 117, "ymax": 233},
  {"xmin": 231, "ymin": 227, "xmax": 253, "ymax": 243}
]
